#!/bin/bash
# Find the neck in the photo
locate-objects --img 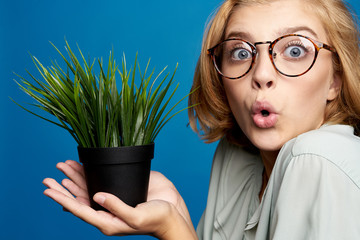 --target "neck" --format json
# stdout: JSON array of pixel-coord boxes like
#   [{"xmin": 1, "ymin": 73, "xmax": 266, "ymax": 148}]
[
  {"xmin": 260, "ymin": 150, "xmax": 279, "ymax": 183},
  {"xmin": 258, "ymin": 150, "xmax": 279, "ymax": 200}
]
